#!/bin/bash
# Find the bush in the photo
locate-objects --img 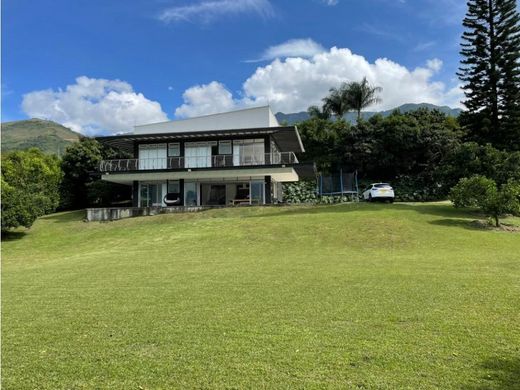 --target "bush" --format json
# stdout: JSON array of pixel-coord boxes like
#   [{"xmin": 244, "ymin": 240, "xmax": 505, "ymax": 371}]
[
  {"xmin": 449, "ymin": 175, "xmax": 520, "ymax": 227},
  {"xmin": 1, "ymin": 149, "xmax": 62, "ymax": 231},
  {"xmin": 283, "ymin": 181, "xmax": 317, "ymax": 203}
]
